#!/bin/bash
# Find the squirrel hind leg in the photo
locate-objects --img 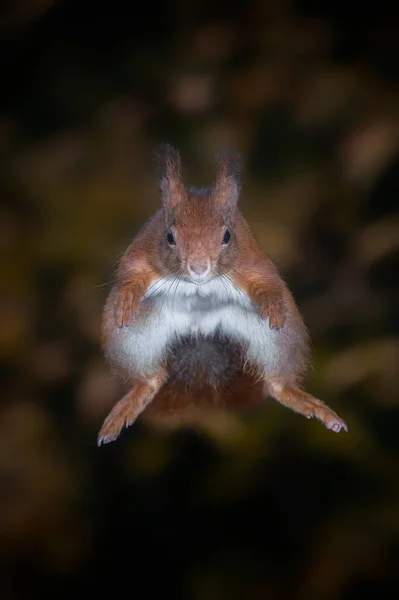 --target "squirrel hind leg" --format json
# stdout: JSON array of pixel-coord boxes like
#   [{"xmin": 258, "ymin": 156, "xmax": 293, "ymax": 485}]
[
  {"xmin": 97, "ymin": 370, "xmax": 167, "ymax": 445},
  {"xmin": 266, "ymin": 380, "xmax": 348, "ymax": 433}
]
